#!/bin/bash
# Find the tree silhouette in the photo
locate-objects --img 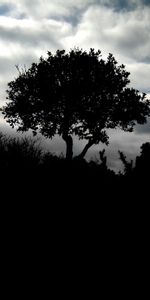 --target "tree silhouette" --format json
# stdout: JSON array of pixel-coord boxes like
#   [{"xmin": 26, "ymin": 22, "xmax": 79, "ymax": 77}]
[{"xmin": 2, "ymin": 48, "xmax": 150, "ymax": 159}]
